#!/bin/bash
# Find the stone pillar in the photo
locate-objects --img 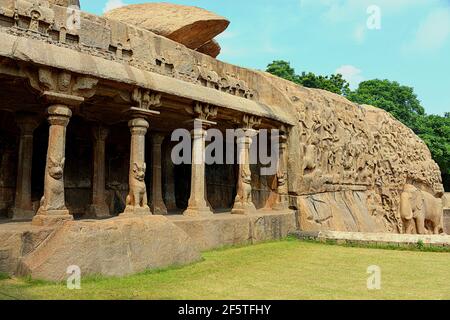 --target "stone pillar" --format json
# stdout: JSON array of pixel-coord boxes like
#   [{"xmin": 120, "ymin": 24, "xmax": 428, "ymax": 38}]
[
  {"xmin": 164, "ymin": 141, "xmax": 177, "ymax": 211},
  {"xmin": 183, "ymin": 120, "xmax": 213, "ymax": 216},
  {"xmin": 11, "ymin": 115, "xmax": 39, "ymax": 220},
  {"xmin": 232, "ymin": 129, "xmax": 258, "ymax": 215},
  {"xmin": 273, "ymin": 132, "xmax": 289, "ymax": 210},
  {"xmin": 121, "ymin": 117, "xmax": 151, "ymax": 216},
  {"xmin": 151, "ymin": 134, "xmax": 167, "ymax": 215},
  {"xmin": 33, "ymin": 105, "xmax": 73, "ymax": 226},
  {"xmin": 88, "ymin": 125, "xmax": 110, "ymax": 218}
]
